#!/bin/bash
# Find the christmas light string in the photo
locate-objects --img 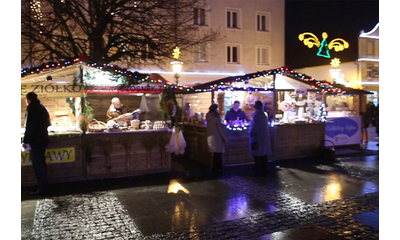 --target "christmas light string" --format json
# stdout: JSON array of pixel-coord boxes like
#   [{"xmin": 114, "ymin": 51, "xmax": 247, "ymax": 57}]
[
  {"xmin": 22, "ymin": 63, "xmax": 364, "ymax": 95},
  {"xmin": 20, "ymin": 58, "xmax": 196, "ymax": 91}
]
